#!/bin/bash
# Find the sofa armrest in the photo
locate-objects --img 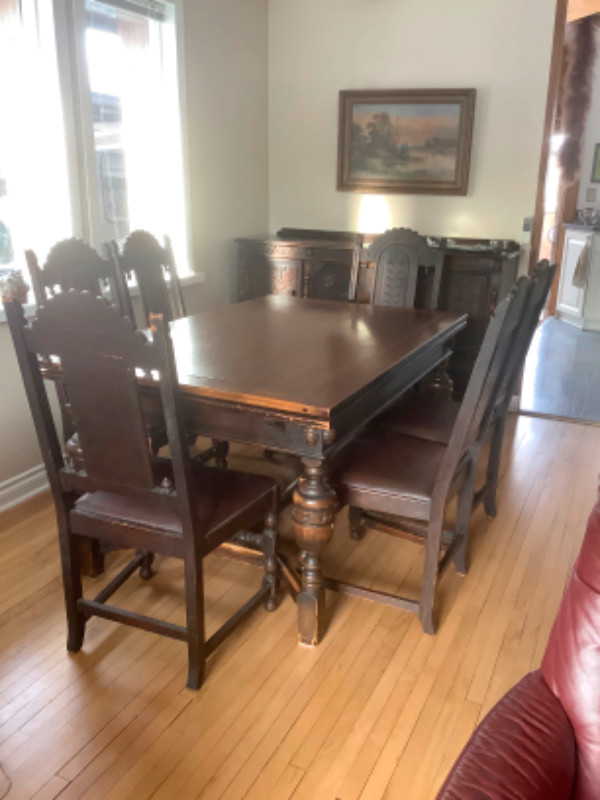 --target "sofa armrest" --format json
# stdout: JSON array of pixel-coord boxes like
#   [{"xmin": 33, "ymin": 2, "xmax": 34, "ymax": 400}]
[{"xmin": 437, "ymin": 671, "xmax": 576, "ymax": 799}]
